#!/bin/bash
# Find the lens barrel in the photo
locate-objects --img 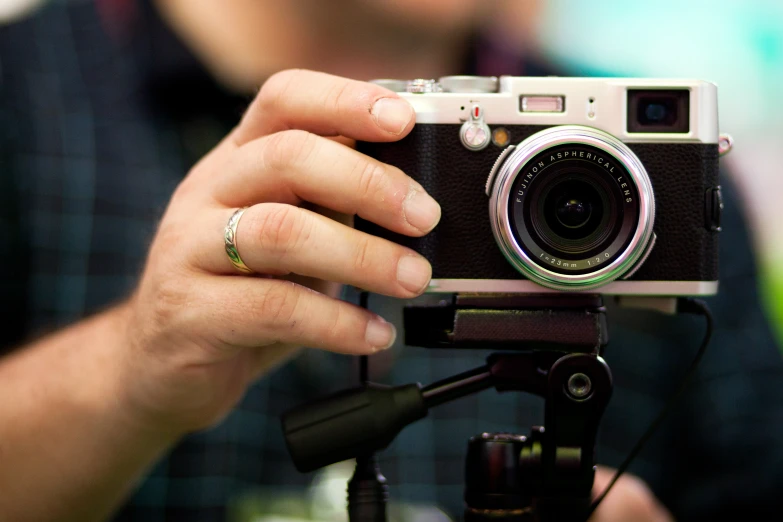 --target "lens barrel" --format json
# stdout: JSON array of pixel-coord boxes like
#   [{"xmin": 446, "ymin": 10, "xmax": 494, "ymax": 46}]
[{"xmin": 489, "ymin": 126, "xmax": 655, "ymax": 291}]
